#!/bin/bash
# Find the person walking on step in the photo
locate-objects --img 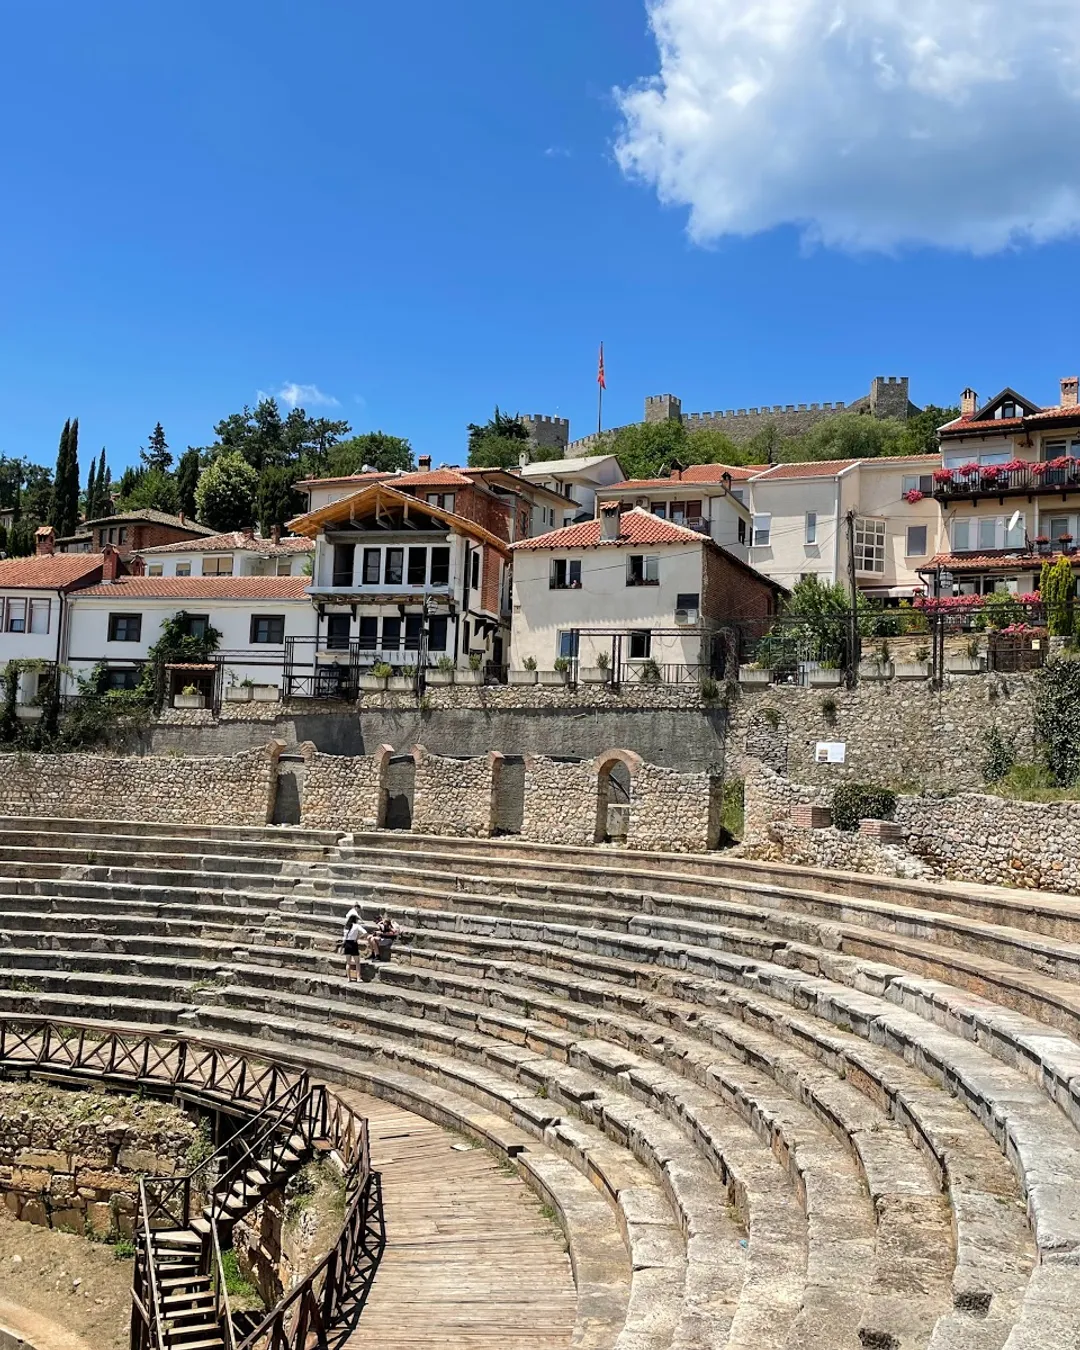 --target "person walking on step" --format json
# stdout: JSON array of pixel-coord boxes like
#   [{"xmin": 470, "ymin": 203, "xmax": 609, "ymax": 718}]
[
  {"xmin": 366, "ymin": 912, "xmax": 402, "ymax": 963},
  {"xmin": 343, "ymin": 908, "xmax": 364, "ymax": 982}
]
